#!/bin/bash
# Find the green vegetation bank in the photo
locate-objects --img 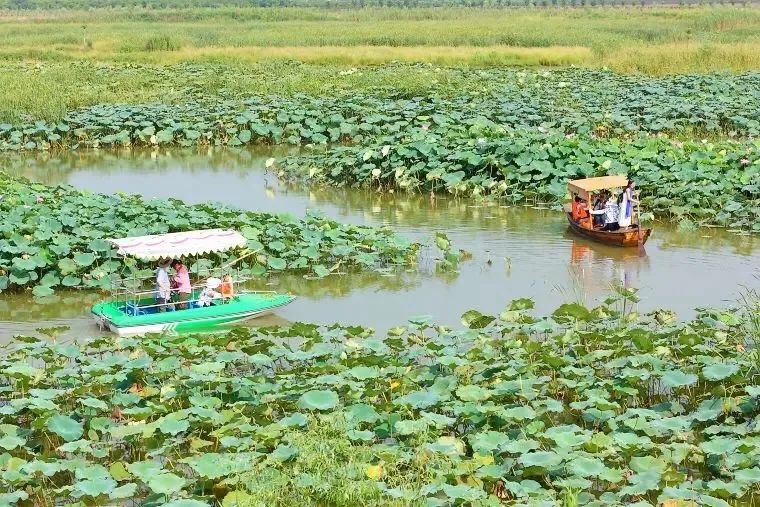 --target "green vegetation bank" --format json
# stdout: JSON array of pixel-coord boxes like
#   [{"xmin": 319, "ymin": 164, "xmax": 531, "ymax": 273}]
[{"xmin": 0, "ymin": 297, "xmax": 759, "ymax": 505}]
